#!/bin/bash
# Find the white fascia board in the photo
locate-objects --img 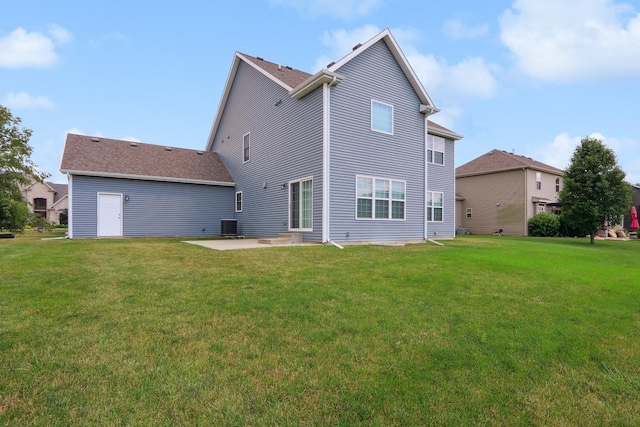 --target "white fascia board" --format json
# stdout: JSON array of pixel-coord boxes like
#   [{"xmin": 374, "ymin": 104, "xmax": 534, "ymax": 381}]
[
  {"xmin": 60, "ymin": 170, "xmax": 236, "ymax": 187},
  {"xmin": 328, "ymin": 29, "xmax": 437, "ymax": 109},
  {"xmin": 428, "ymin": 127, "xmax": 464, "ymax": 141},
  {"xmin": 50, "ymin": 194, "xmax": 68, "ymax": 209},
  {"xmin": 290, "ymin": 70, "xmax": 344, "ymax": 99}
]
